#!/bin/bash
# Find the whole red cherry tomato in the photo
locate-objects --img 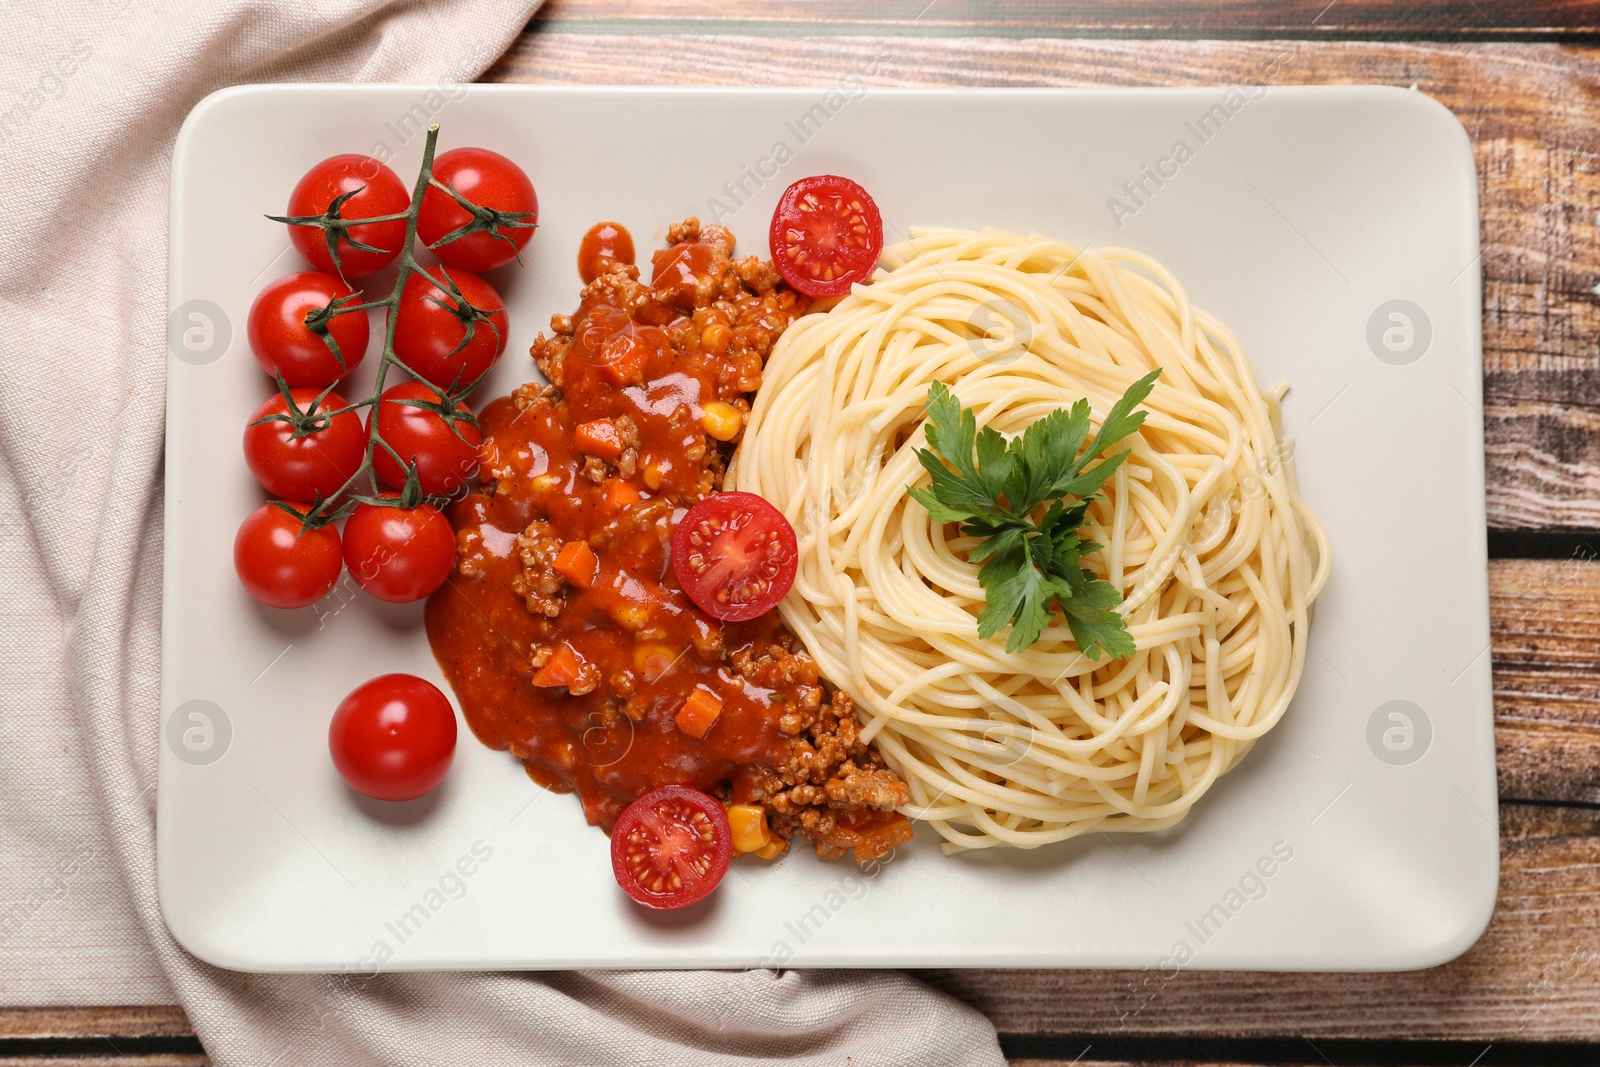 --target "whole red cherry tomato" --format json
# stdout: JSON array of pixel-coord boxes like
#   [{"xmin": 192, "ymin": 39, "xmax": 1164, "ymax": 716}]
[
  {"xmin": 611, "ymin": 785, "xmax": 732, "ymax": 910},
  {"xmin": 284, "ymin": 155, "xmax": 410, "ymax": 279},
  {"xmin": 342, "ymin": 494, "xmax": 456, "ymax": 603},
  {"xmin": 233, "ymin": 502, "xmax": 342, "ymax": 609},
  {"xmin": 418, "ymin": 147, "xmax": 538, "ymax": 272},
  {"xmin": 392, "ymin": 265, "xmax": 507, "ymax": 391},
  {"xmin": 671, "ymin": 491, "xmax": 798, "ymax": 622},
  {"xmin": 329, "ymin": 674, "xmax": 457, "ymax": 802},
  {"xmin": 248, "ymin": 271, "xmax": 370, "ymax": 387},
  {"xmin": 369, "ymin": 381, "xmax": 481, "ymax": 498},
  {"xmin": 243, "ymin": 387, "xmax": 365, "ymax": 502},
  {"xmin": 768, "ymin": 174, "xmax": 884, "ymax": 298}
]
